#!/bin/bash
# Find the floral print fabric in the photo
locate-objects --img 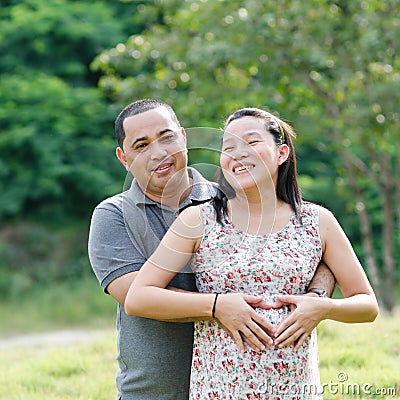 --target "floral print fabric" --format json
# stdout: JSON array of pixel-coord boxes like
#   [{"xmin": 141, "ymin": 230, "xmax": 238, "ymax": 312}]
[{"xmin": 190, "ymin": 201, "xmax": 323, "ymax": 399}]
